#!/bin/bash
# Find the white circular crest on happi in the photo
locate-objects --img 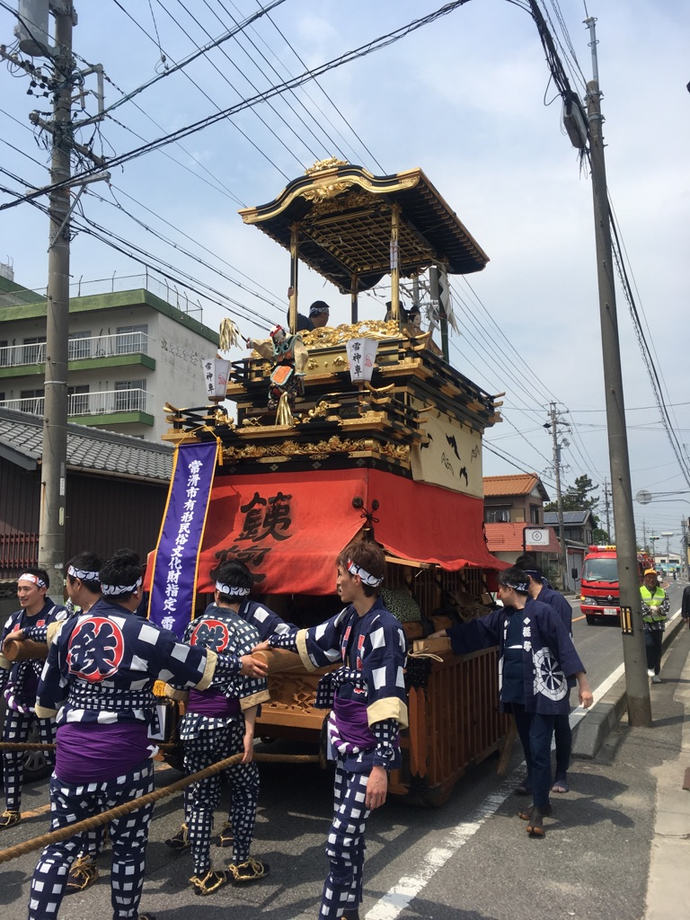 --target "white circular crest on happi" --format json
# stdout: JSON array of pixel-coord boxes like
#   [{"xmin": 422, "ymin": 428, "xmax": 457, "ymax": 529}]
[{"xmin": 532, "ymin": 647, "xmax": 568, "ymax": 701}]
